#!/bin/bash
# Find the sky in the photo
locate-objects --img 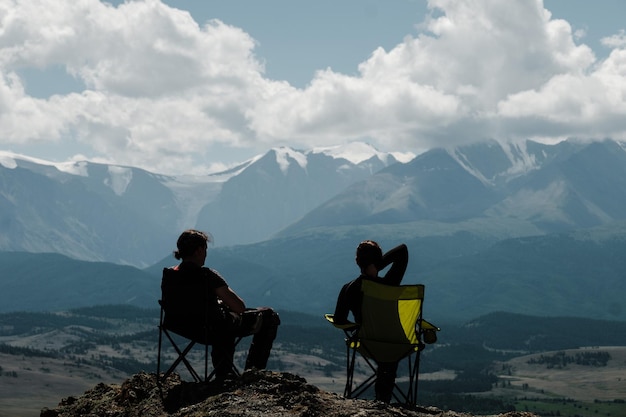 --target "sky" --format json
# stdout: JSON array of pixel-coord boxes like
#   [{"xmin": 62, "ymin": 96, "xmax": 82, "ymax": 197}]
[{"xmin": 1, "ymin": 0, "xmax": 626, "ymax": 176}]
